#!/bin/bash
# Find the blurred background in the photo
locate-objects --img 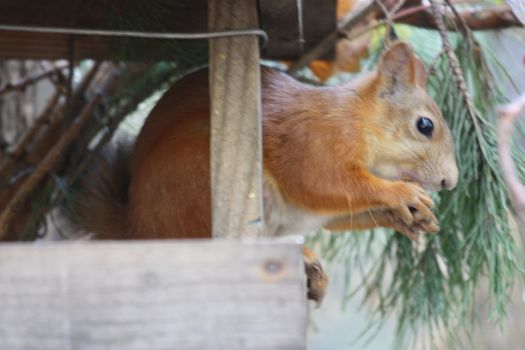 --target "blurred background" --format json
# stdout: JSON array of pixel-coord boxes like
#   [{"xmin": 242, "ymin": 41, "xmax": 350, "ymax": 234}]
[{"xmin": 0, "ymin": 0, "xmax": 524, "ymax": 348}]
